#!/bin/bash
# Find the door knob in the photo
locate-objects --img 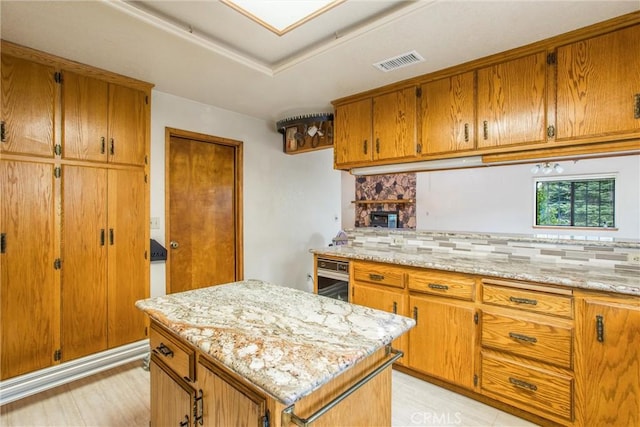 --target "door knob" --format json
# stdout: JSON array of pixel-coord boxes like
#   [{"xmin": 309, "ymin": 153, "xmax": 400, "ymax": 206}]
[{"xmin": 170, "ymin": 241, "xmax": 179, "ymax": 249}]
